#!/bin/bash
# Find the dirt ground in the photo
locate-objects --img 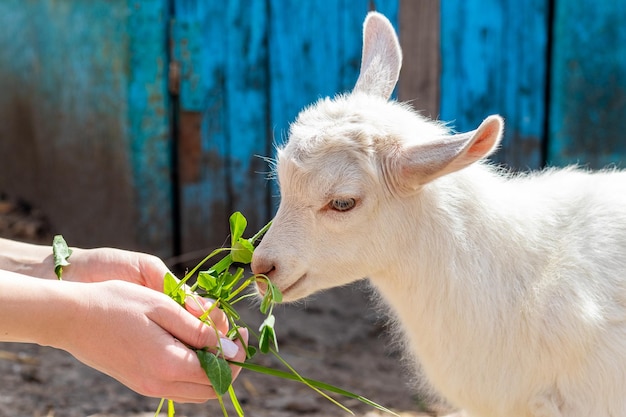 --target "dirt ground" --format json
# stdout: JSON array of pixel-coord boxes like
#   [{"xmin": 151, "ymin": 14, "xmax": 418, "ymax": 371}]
[{"xmin": 0, "ymin": 195, "xmax": 457, "ymax": 417}]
